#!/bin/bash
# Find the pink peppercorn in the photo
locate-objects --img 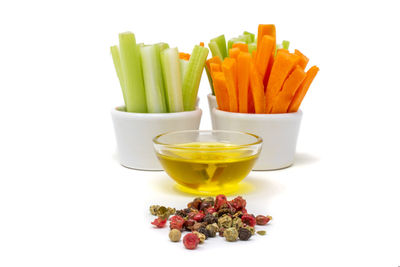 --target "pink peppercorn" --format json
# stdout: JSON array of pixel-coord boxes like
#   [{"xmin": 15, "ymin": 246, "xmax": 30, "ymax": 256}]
[
  {"xmin": 170, "ymin": 215, "xmax": 185, "ymax": 230},
  {"xmin": 151, "ymin": 218, "xmax": 167, "ymax": 228},
  {"xmin": 241, "ymin": 214, "xmax": 256, "ymax": 227},
  {"xmin": 193, "ymin": 212, "xmax": 205, "ymax": 222},
  {"xmin": 183, "ymin": 233, "xmax": 200, "ymax": 249}
]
